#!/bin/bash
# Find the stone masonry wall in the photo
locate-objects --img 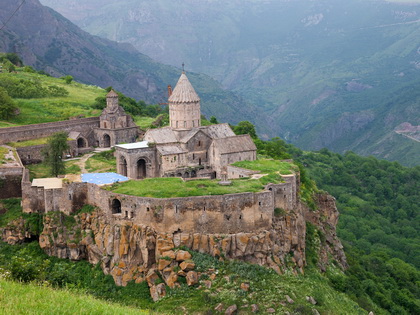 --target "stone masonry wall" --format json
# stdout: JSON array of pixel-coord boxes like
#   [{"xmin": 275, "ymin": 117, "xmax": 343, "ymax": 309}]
[{"xmin": 0, "ymin": 117, "xmax": 100, "ymax": 145}]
